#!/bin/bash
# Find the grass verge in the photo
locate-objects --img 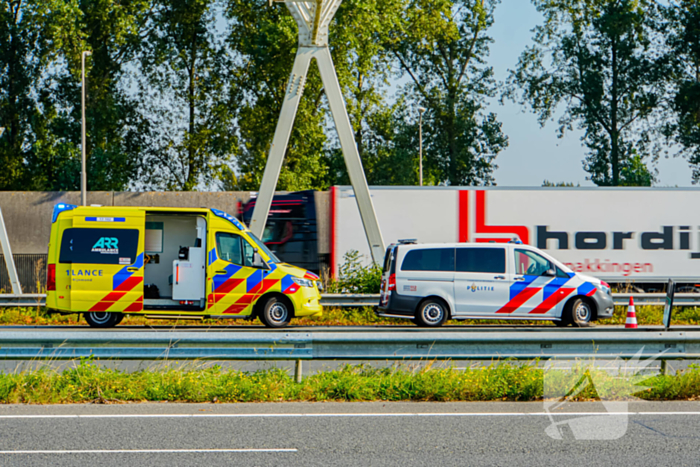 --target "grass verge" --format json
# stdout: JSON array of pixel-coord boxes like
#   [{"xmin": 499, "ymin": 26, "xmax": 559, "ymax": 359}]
[
  {"xmin": 1, "ymin": 360, "xmax": 699, "ymax": 404},
  {"xmin": 2, "ymin": 304, "xmax": 700, "ymax": 327}
]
